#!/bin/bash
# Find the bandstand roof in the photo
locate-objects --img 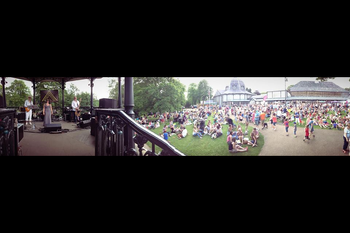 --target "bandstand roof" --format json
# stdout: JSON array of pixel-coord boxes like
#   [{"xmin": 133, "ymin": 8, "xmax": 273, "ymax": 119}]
[{"xmin": 13, "ymin": 77, "xmax": 103, "ymax": 83}]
